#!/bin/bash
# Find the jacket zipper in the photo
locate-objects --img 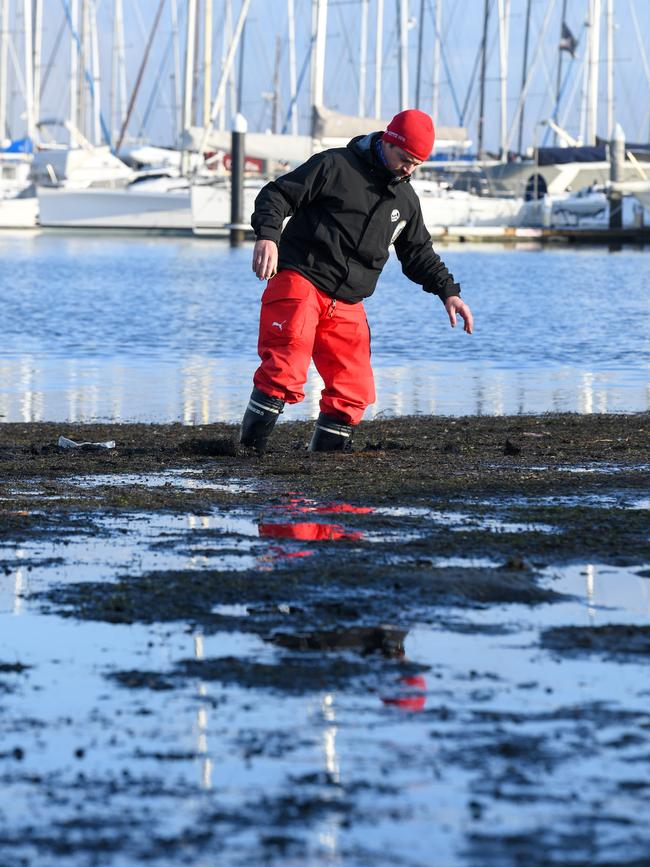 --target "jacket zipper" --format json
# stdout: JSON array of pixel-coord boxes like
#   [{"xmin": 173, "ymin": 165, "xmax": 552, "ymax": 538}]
[{"xmin": 356, "ymin": 184, "xmax": 395, "ymax": 253}]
